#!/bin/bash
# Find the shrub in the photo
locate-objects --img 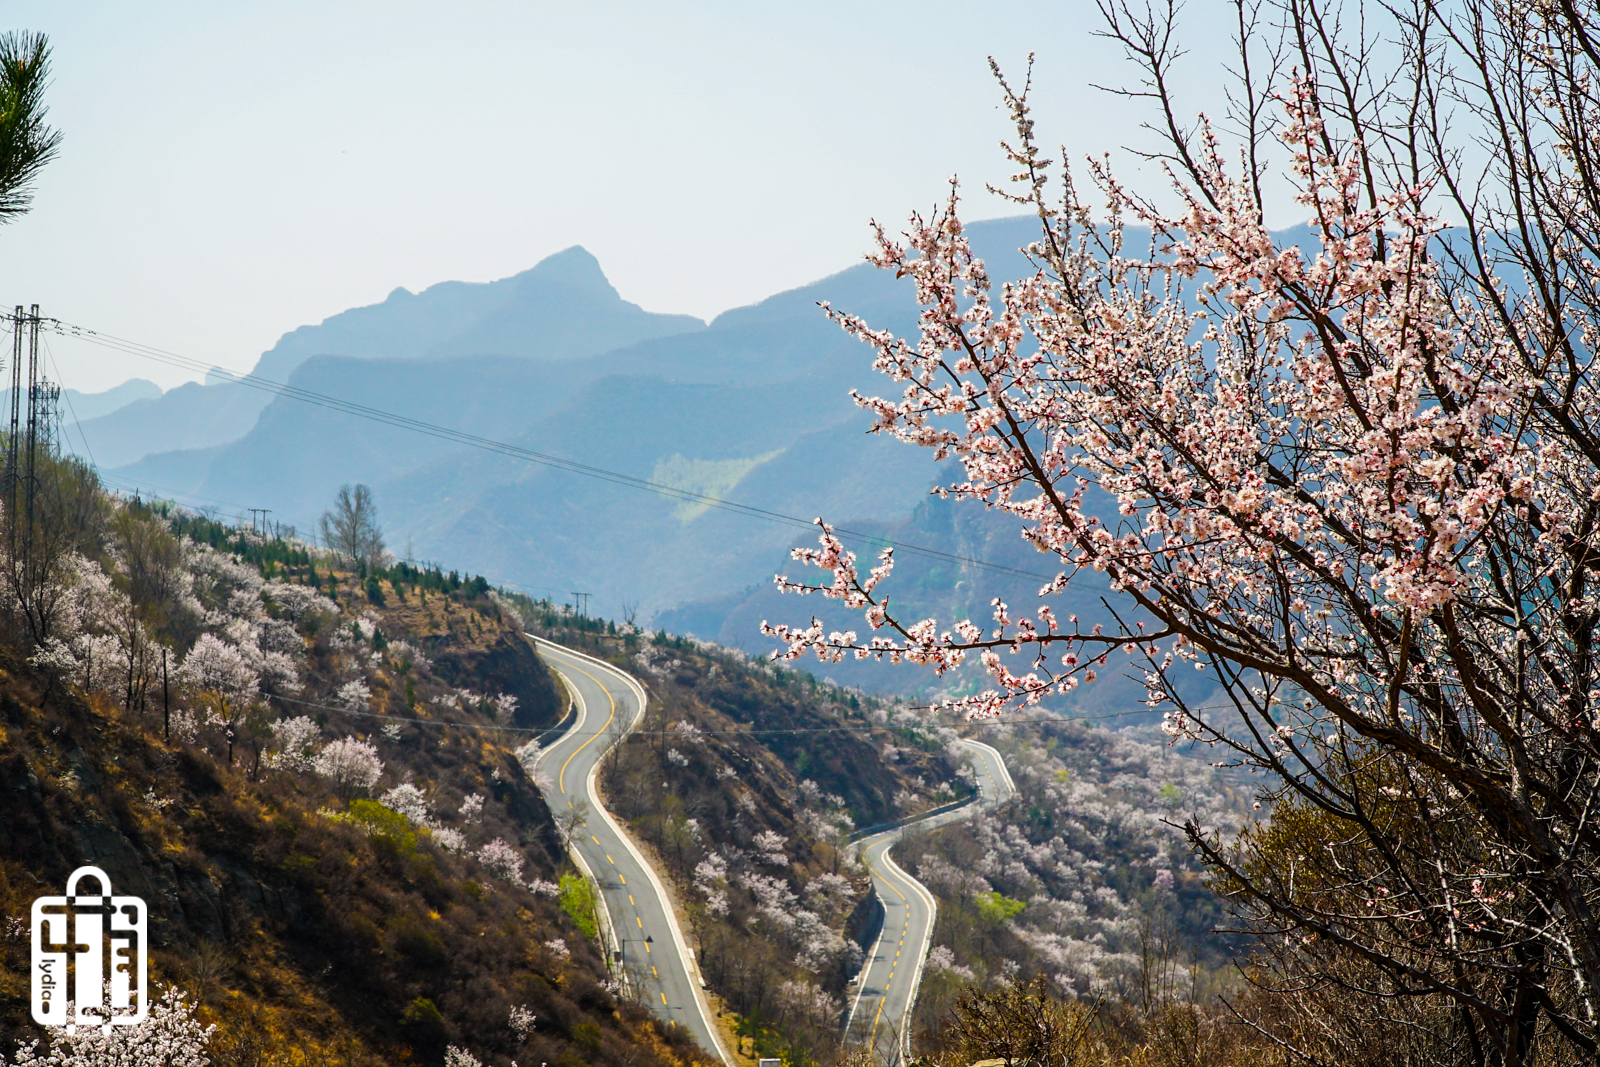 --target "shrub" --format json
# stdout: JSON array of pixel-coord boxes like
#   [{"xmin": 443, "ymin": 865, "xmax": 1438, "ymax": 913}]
[
  {"xmin": 347, "ymin": 798, "xmax": 419, "ymax": 857},
  {"xmin": 559, "ymin": 871, "xmax": 599, "ymax": 943}
]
